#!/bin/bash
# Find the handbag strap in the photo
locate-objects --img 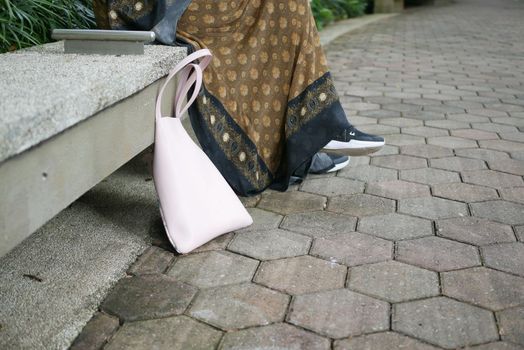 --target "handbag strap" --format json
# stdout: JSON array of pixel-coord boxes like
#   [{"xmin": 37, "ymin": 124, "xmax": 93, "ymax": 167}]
[{"xmin": 155, "ymin": 48, "xmax": 212, "ymax": 121}]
